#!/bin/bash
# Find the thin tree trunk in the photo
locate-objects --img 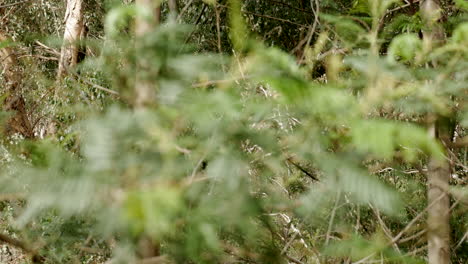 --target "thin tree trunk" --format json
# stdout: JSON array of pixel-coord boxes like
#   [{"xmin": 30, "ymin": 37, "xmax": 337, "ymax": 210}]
[
  {"xmin": 426, "ymin": 143, "xmax": 451, "ymax": 263},
  {"xmin": 57, "ymin": 0, "xmax": 84, "ymax": 79},
  {"xmin": 0, "ymin": 31, "xmax": 33, "ymax": 138},
  {"xmin": 168, "ymin": 0, "xmax": 178, "ymax": 14},
  {"xmin": 134, "ymin": 0, "xmax": 162, "ymax": 254},
  {"xmin": 420, "ymin": 1, "xmax": 451, "ymax": 263},
  {"xmin": 134, "ymin": 0, "xmax": 161, "ymax": 108}
]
